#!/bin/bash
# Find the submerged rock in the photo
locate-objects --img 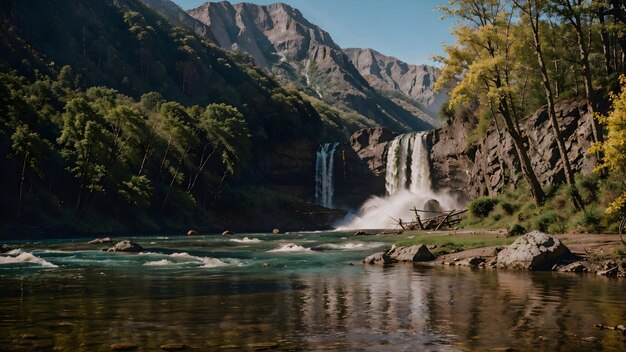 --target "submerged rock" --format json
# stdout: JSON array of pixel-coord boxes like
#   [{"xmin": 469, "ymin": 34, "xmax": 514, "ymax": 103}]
[
  {"xmin": 88, "ymin": 237, "xmax": 112, "ymax": 244},
  {"xmin": 160, "ymin": 343, "xmax": 187, "ymax": 351},
  {"xmin": 107, "ymin": 240, "xmax": 143, "ymax": 253},
  {"xmin": 386, "ymin": 244, "xmax": 435, "ymax": 262},
  {"xmin": 497, "ymin": 231, "xmax": 571, "ymax": 270},
  {"xmin": 110, "ymin": 342, "xmax": 139, "ymax": 351},
  {"xmin": 363, "ymin": 252, "xmax": 393, "ymax": 265}
]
